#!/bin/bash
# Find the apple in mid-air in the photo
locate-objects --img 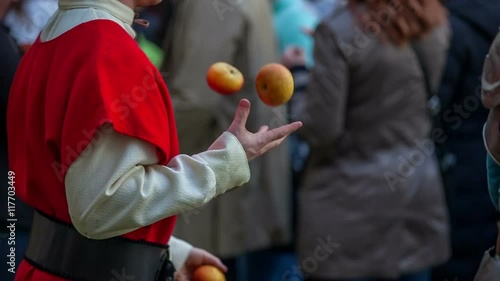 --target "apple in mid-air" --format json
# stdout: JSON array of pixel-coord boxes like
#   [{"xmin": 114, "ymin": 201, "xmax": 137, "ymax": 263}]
[
  {"xmin": 192, "ymin": 265, "xmax": 226, "ymax": 281},
  {"xmin": 206, "ymin": 62, "xmax": 244, "ymax": 95},
  {"xmin": 255, "ymin": 63, "xmax": 294, "ymax": 107}
]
